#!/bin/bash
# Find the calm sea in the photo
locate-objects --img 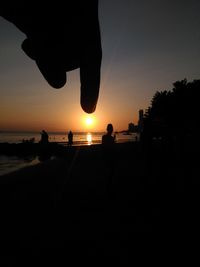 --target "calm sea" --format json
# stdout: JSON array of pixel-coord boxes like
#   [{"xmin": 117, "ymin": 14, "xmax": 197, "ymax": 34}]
[
  {"xmin": 0, "ymin": 131, "xmax": 138, "ymax": 176},
  {"xmin": 0, "ymin": 131, "xmax": 138, "ymax": 145}
]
